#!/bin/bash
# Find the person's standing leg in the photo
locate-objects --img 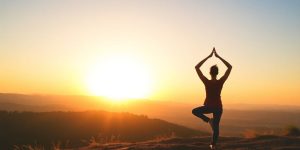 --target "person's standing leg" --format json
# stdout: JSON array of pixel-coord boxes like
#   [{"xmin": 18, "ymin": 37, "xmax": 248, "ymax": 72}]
[
  {"xmin": 211, "ymin": 109, "xmax": 223, "ymax": 145},
  {"xmin": 192, "ymin": 106, "xmax": 212, "ymax": 122}
]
